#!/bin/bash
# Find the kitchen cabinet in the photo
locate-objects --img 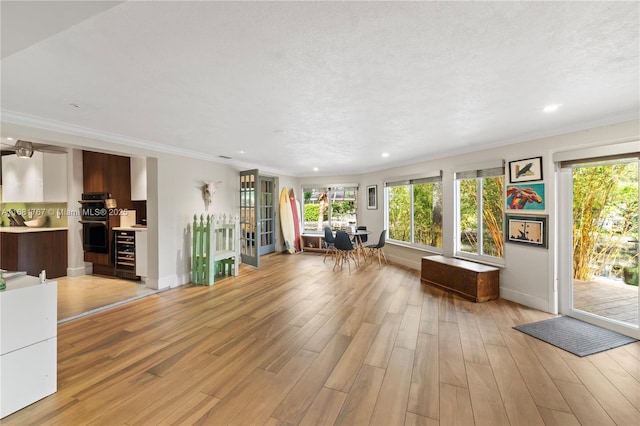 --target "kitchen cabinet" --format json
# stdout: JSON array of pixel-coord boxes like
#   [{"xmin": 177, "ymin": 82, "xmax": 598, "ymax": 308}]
[
  {"xmin": 43, "ymin": 152, "xmax": 68, "ymax": 202},
  {"xmin": 130, "ymin": 156, "xmax": 147, "ymax": 201},
  {"xmin": 1, "ymin": 152, "xmax": 67, "ymax": 202},
  {"xmin": 135, "ymin": 229, "xmax": 148, "ymax": 278},
  {"xmin": 83, "ymin": 151, "xmax": 134, "ymax": 276},
  {"xmin": 0, "ymin": 228, "xmax": 68, "ymax": 278},
  {"xmin": 113, "ymin": 228, "xmax": 147, "ymax": 279},
  {"xmin": 115, "ymin": 230, "xmax": 136, "ymax": 278},
  {"xmin": 0, "ymin": 276, "xmax": 57, "ymax": 419},
  {"xmin": 1, "ymin": 151, "xmax": 44, "ymax": 202}
]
